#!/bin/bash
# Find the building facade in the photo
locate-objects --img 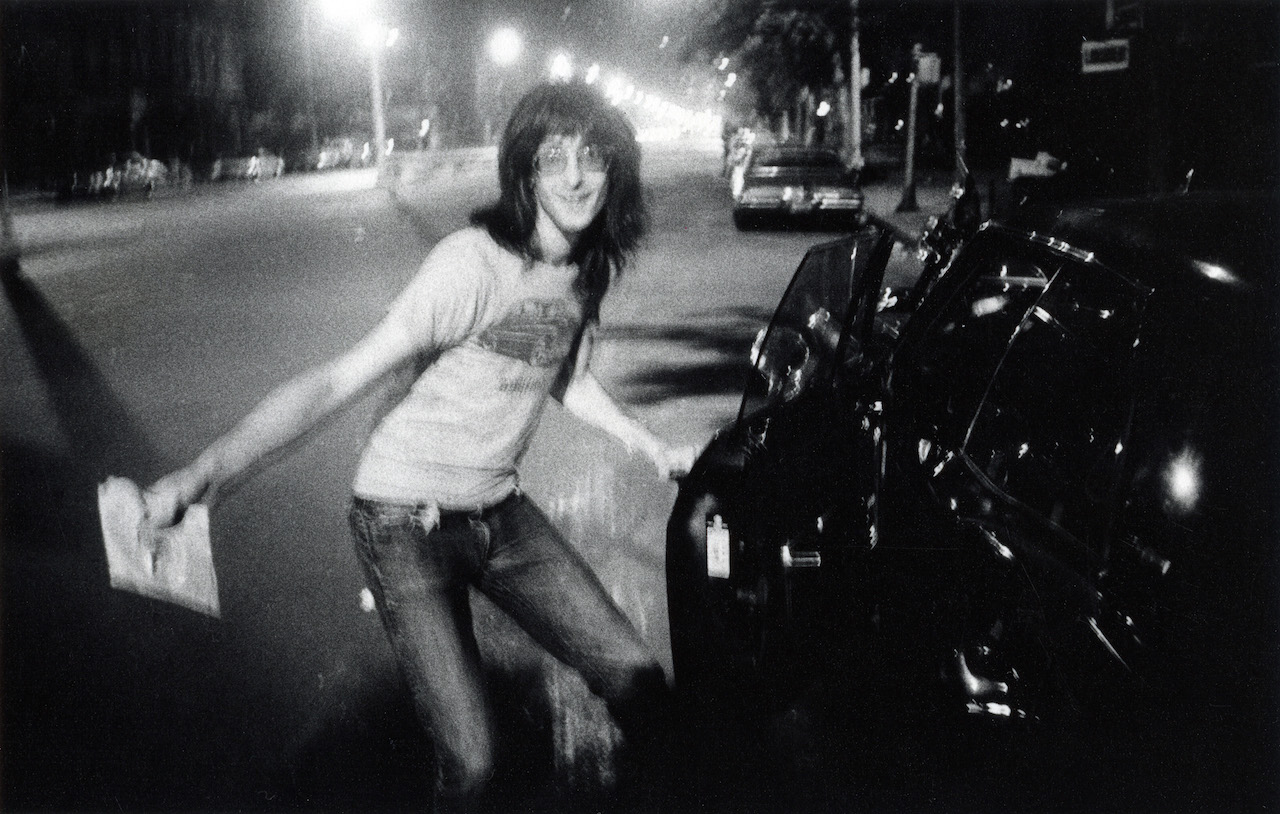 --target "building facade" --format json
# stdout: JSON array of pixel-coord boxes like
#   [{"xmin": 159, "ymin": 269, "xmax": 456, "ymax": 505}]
[{"xmin": 3, "ymin": 0, "xmax": 249, "ymax": 187}]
